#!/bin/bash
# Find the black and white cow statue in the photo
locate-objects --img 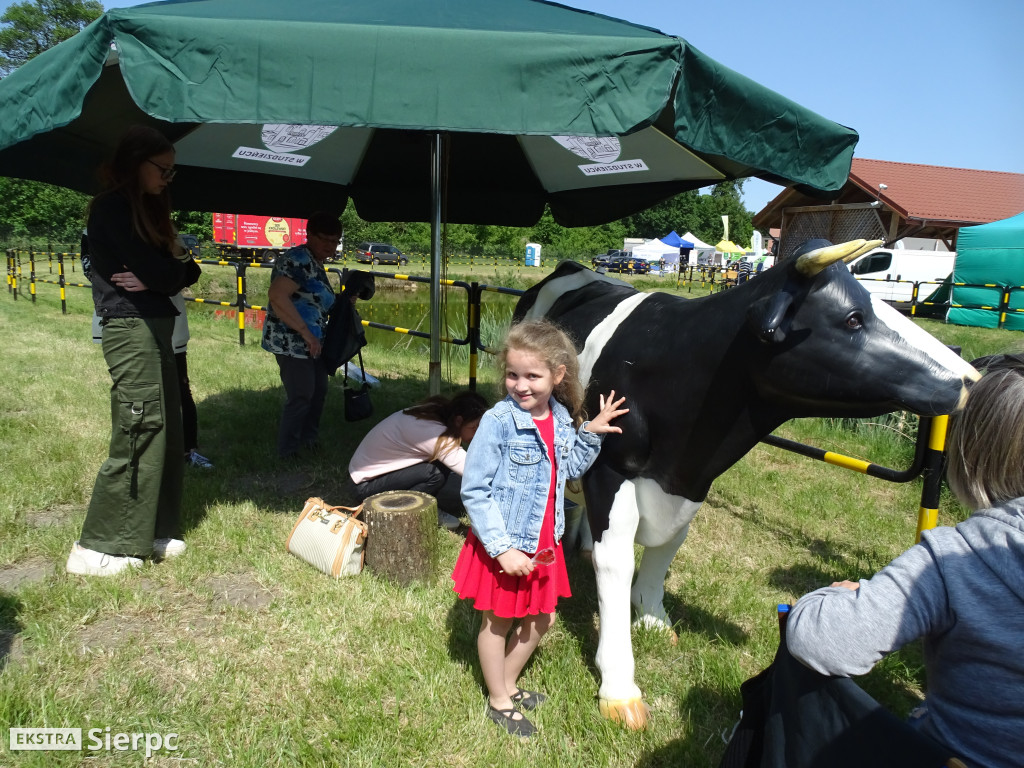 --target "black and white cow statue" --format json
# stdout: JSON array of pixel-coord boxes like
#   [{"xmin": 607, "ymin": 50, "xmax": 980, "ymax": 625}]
[{"xmin": 514, "ymin": 238, "xmax": 979, "ymax": 728}]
